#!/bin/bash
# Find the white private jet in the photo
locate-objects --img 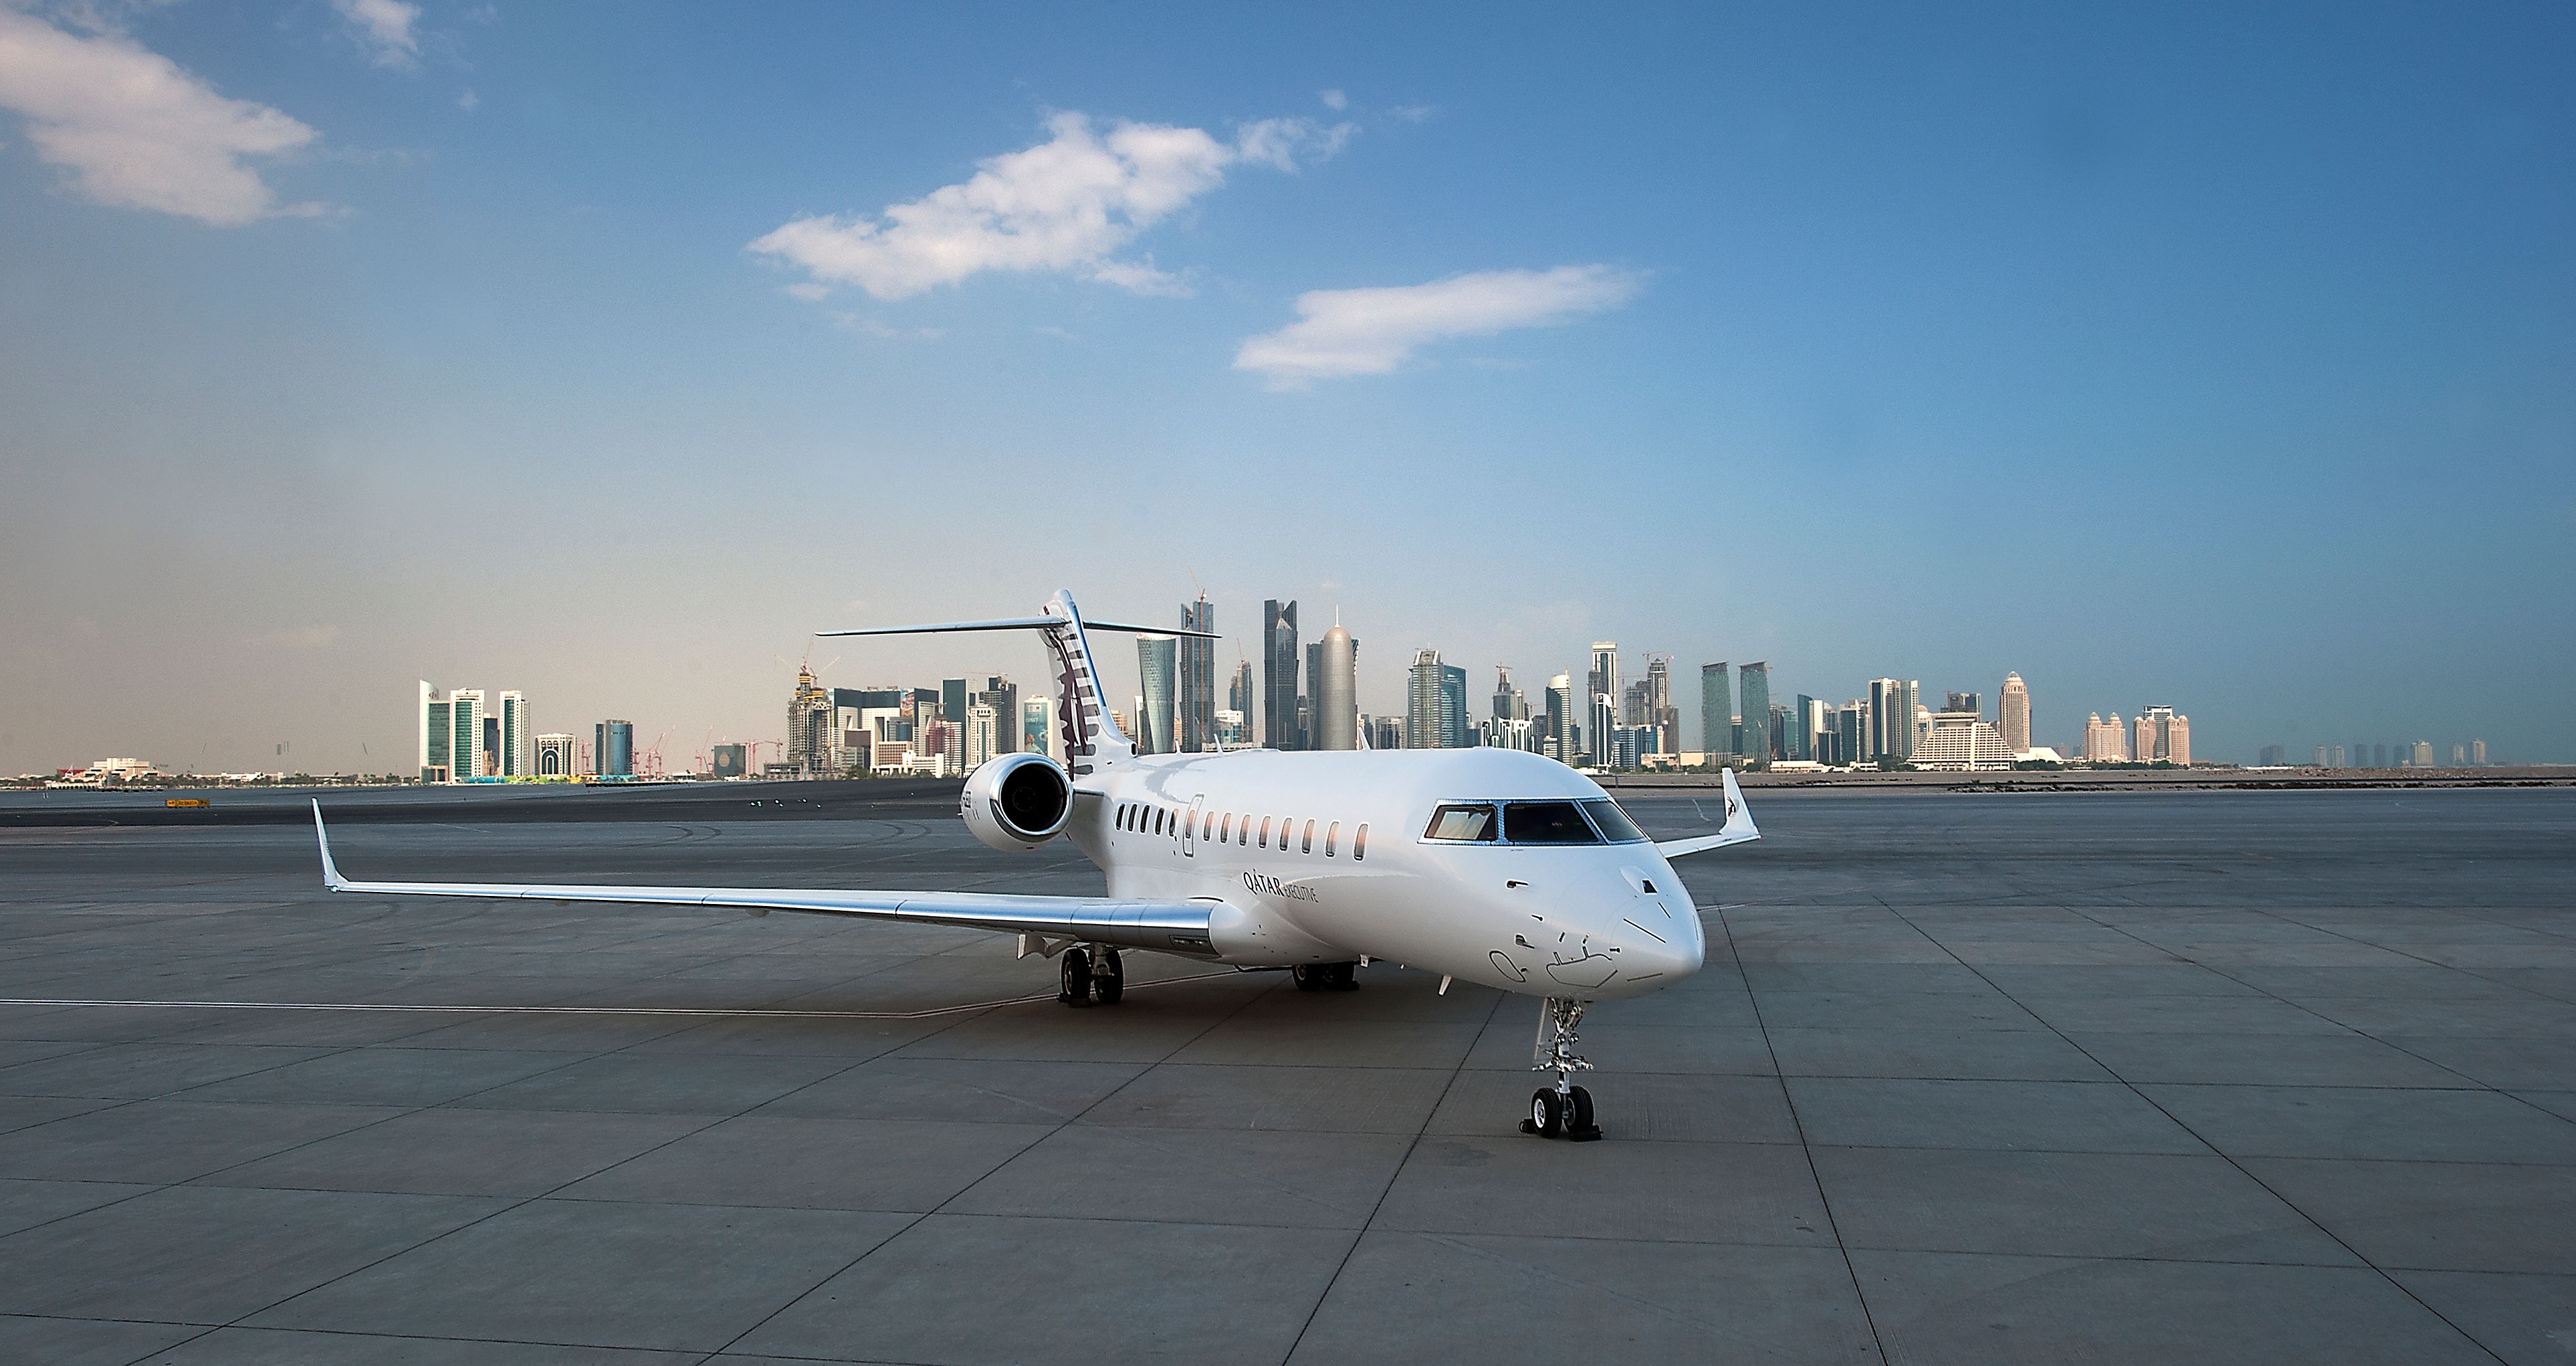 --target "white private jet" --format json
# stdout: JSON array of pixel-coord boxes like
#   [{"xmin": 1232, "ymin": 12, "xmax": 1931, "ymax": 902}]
[{"xmin": 312, "ymin": 590, "xmax": 1758, "ymax": 1140}]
